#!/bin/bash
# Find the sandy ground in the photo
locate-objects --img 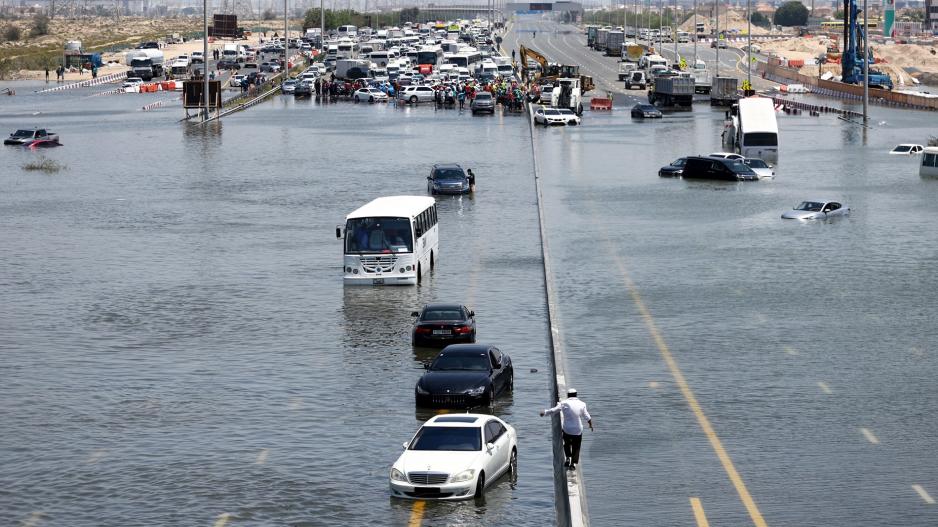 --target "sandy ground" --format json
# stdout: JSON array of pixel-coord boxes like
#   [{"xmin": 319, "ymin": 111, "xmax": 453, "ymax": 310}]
[
  {"xmin": 761, "ymin": 36, "xmax": 938, "ymax": 87},
  {"xmin": 678, "ymin": 8, "xmax": 773, "ymax": 36},
  {"xmin": 4, "ymin": 17, "xmax": 298, "ymax": 81}
]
